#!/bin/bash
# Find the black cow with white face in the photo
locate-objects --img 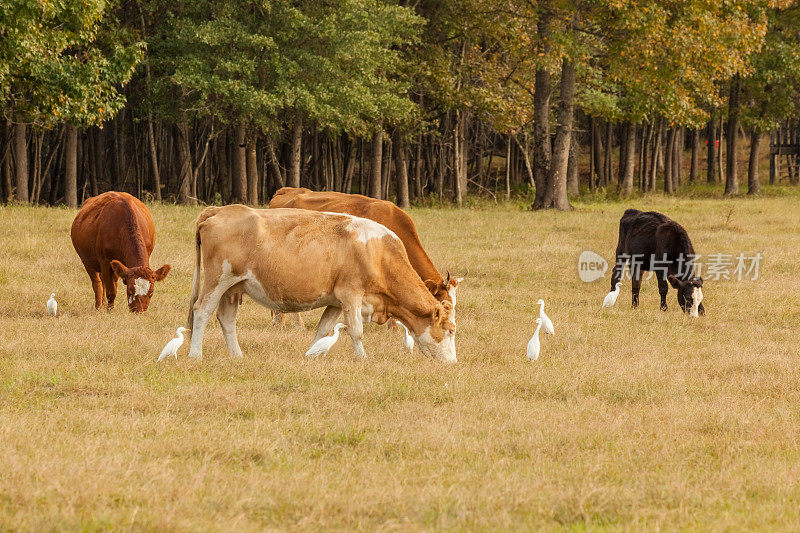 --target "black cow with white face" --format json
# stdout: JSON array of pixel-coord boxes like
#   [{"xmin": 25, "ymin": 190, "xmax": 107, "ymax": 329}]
[{"xmin": 610, "ymin": 209, "xmax": 705, "ymax": 316}]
